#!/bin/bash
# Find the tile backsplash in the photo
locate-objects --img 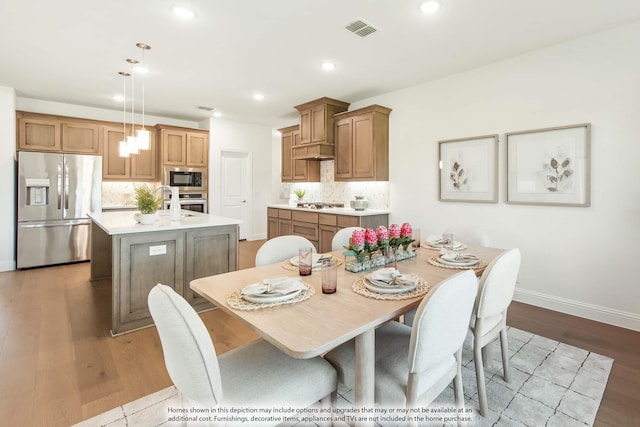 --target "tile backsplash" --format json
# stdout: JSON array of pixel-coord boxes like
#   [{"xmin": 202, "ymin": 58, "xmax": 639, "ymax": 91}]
[
  {"xmin": 102, "ymin": 181, "xmax": 159, "ymax": 207},
  {"xmin": 280, "ymin": 161, "xmax": 390, "ymax": 209}
]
